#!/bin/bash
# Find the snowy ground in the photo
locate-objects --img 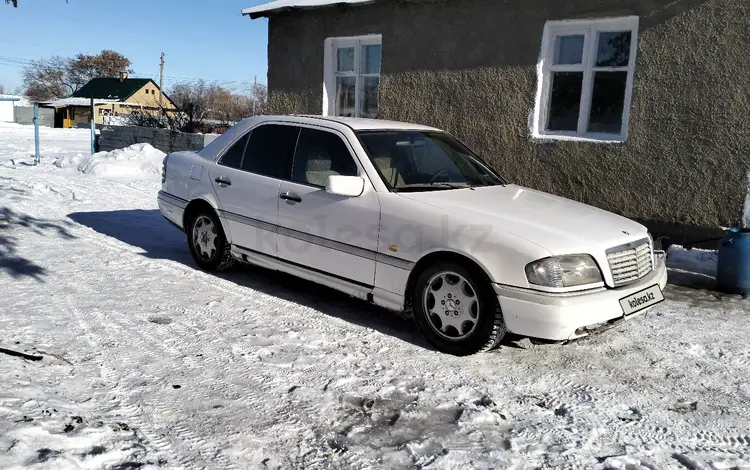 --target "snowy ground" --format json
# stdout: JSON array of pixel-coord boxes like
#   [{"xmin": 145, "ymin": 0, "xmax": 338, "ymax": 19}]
[{"xmin": 1, "ymin": 122, "xmax": 749, "ymax": 470}]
